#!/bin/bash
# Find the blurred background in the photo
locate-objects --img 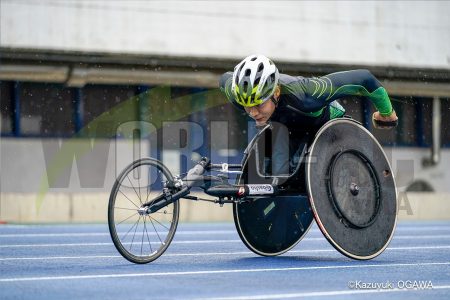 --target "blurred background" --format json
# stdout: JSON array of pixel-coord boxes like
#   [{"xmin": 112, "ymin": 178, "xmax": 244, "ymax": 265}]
[{"xmin": 1, "ymin": 0, "xmax": 449, "ymax": 223}]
